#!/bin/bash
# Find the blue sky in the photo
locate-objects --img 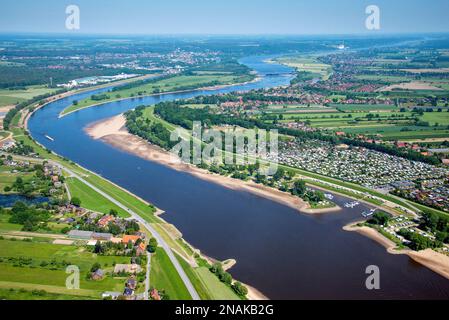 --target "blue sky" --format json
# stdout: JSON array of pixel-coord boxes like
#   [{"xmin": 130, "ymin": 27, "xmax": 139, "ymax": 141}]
[{"xmin": 1, "ymin": 0, "xmax": 449, "ymax": 35}]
